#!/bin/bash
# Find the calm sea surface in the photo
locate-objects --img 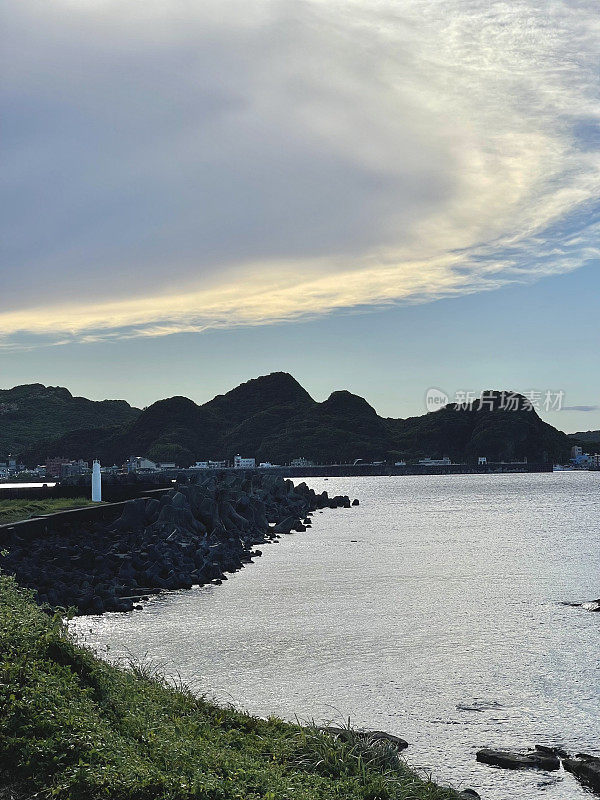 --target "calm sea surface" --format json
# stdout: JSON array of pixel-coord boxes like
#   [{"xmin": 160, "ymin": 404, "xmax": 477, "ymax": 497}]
[{"xmin": 72, "ymin": 472, "xmax": 600, "ymax": 799}]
